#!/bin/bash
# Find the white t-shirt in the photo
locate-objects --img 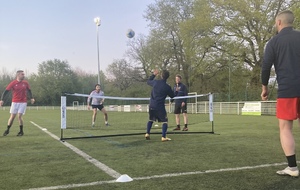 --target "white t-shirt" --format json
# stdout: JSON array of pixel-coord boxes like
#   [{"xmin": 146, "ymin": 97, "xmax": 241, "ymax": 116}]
[{"xmin": 88, "ymin": 90, "xmax": 104, "ymax": 105}]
